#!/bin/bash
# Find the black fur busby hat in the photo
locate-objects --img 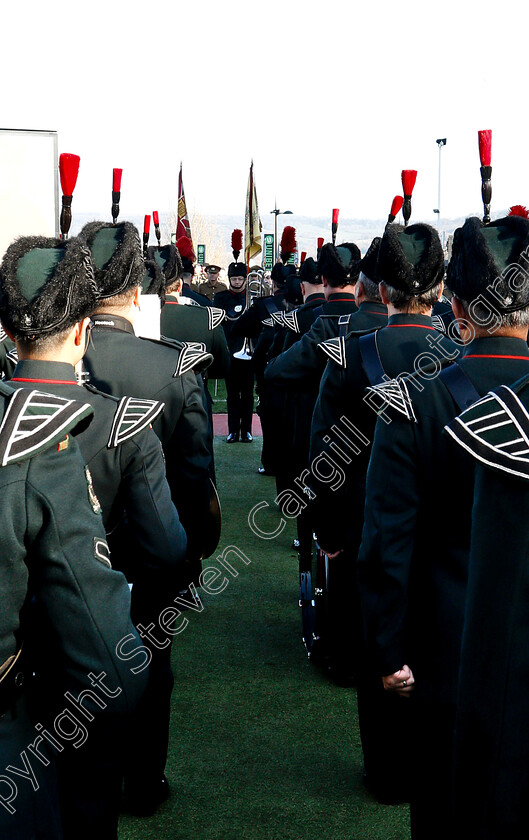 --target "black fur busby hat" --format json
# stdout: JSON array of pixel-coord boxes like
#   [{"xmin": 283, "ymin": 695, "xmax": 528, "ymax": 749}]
[
  {"xmin": 228, "ymin": 262, "xmax": 247, "ymax": 279},
  {"xmin": 317, "ymin": 242, "xmax": 361, "ymax": 287},
  {"xmin": 78, "ymin": 221, "xmax": 144, "ymax": 300},
  {"xmin": 299, "ymin": 256, "xmax": 319, "ymax": 284},
  {"xmin": 0, "ymin": 235, "xmax": 97, "ymax": 340},
  {"xmin": 376, "ymin": 223, "xmax": 444, "ymax": 295},
  {"xmin": 359, "ymin": 237, "xmax": 381, "ymax": 283},
  {"xmin": 271, "ymin": 261, "xmax": 296, "ymax": 288},
  {"xmin": 446, "ymin": 215, "xmax": 529, "ymax": 312},
  {"xmin": 141, "ymin": 258, "xmax": 165, "ymax": 298},
  {"xmin": 147, "ymin": 244, "xmax": 183, "ymax": 285}
]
